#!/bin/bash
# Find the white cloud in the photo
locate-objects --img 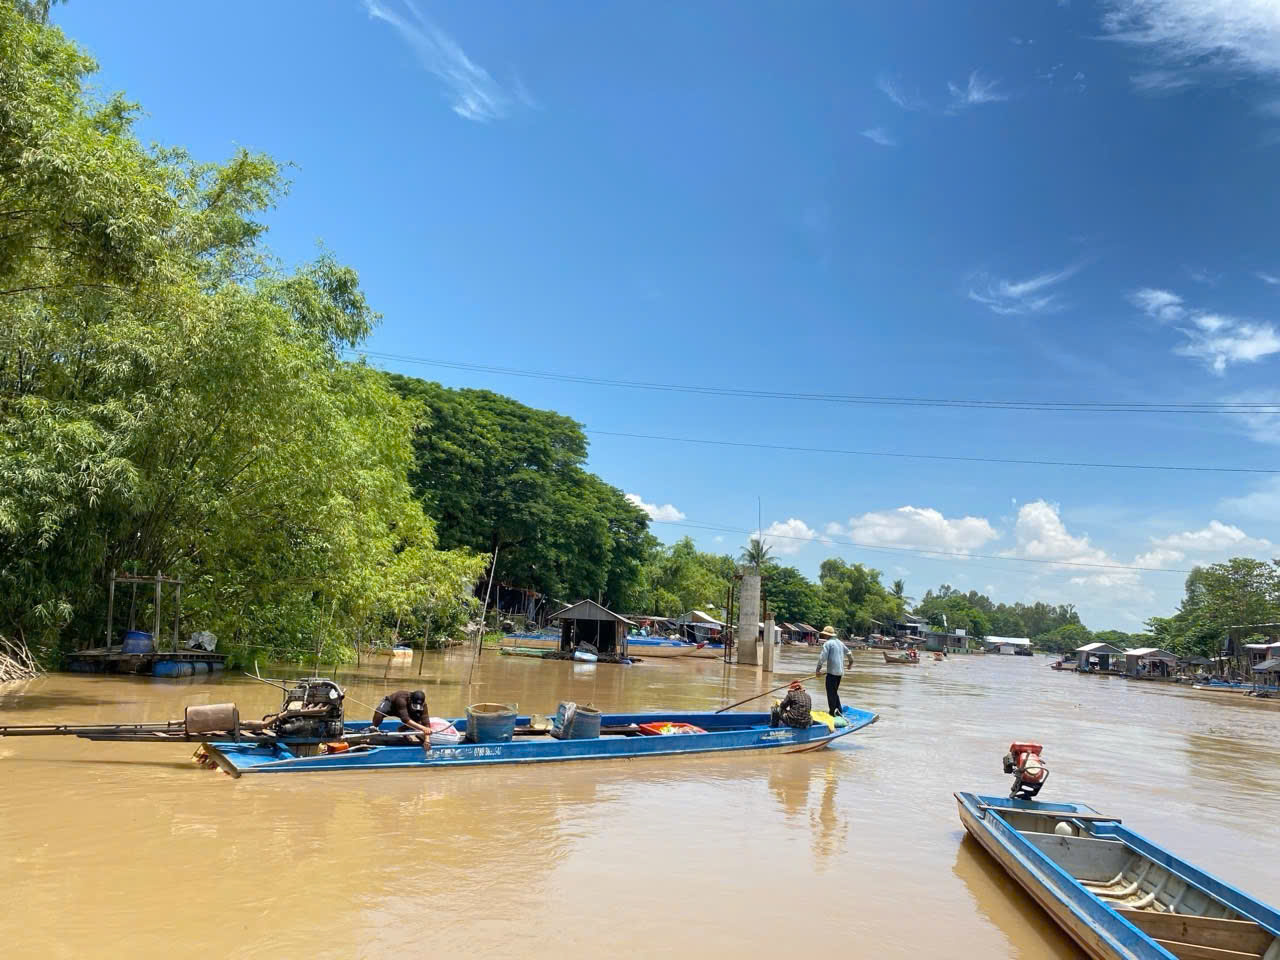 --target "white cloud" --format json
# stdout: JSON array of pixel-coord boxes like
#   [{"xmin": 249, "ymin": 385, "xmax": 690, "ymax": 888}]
[
  {"xmin": 1130, "ymin": 287, "xmax": 1185, "ymax": 321},
  {"xmin": 1130, "ymin": 287, "xmax": 1280, "ymax": 373},
  {"xmin": 876, "ymin": 74, "xmax": 926, "ymax": 111},
  {"xmin": 1258, "ymin": 271, "xmax": 1280, "ymax": 286},
  {"xmin": 1176, "ymin": 322, "xmax": 1280, "ymax": 373},
  {"xmin": 1005, "ymin": 500, "xmax": 1140, "ymax": 587},
  {"xmin": 1134, "ymin": 546, "xmax": 1186, "ymax": 569},
  {"xmin": 363, "ymin": 0, "xmax": 522, "ymax": 122},
  {"xmin": 947, "ymin": 71, "xmax": 1008, "ymax": 110},
  {"xmin": 1129, "ymin": 69, "xmax": 1194, "ymax": 94},
  {"xmin": 861, "ymin": 127, "xmax": 898, "ymax": 147},
  {"xmin": 834, "ymin": 506, "xmax": 997, "ymax": 554},
  {"xmin": 969, "ymin": 265, "xmax": 1080, "ymax": 316},
  {"xmin": 625, "ymin": 494, "xmax": 685, "ymax": 524},
  {"xmin": 756, "ymin": 518, "xmax": 819, "ymax": 556},
  {"xmin": 1136, "ymin": 521, "xmax": 1273, "ymax": 569},
  {"xmin": 1102, "ymin": 1, "xmax": 1280, "ymax": 79}
]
